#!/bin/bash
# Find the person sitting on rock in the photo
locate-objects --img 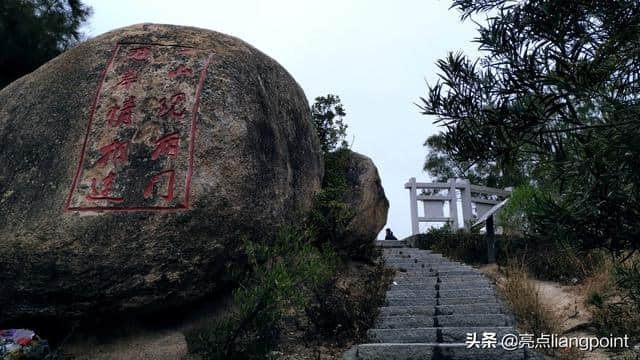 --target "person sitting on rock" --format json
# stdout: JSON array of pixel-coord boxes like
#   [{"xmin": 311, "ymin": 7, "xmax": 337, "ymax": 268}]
[{"xmin": 384, "ymin": 228, "xmax": 398, "ymax": 240}]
